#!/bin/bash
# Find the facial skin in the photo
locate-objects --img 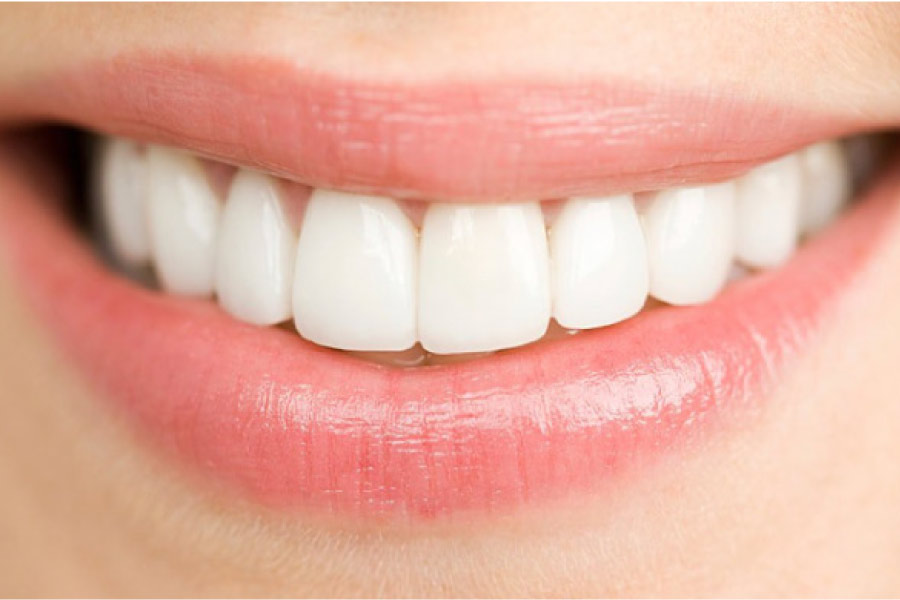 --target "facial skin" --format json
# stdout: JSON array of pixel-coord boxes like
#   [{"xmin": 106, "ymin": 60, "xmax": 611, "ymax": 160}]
[{"xmin": 0, "ymin": 4, "xmax": 899, "ymax": 596}]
